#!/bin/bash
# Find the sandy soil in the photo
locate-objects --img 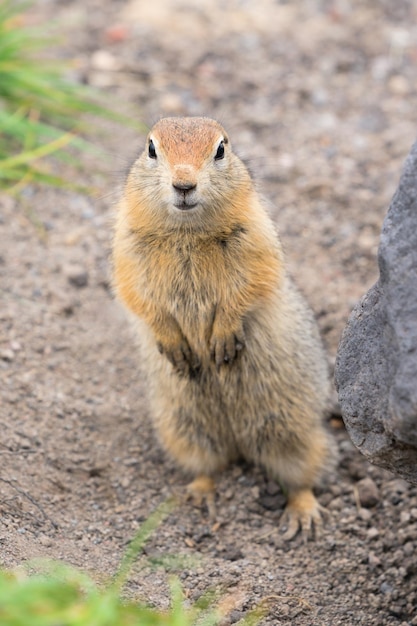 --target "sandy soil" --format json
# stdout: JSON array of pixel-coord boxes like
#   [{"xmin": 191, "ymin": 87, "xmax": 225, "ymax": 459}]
[{"xmin": 1, "ymin": 1, "xmax": 417, "ymax": 624}]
